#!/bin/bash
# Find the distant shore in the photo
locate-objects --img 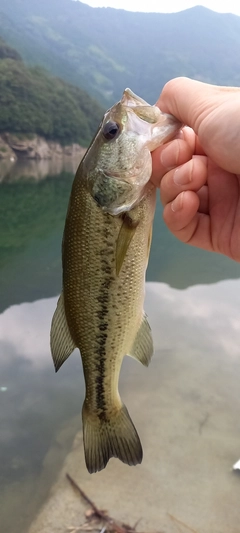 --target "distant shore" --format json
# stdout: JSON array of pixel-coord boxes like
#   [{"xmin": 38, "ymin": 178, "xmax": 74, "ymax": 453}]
[{"xmin": 0, "ymin": 133, "xmax": 86, "ymax": 161}]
